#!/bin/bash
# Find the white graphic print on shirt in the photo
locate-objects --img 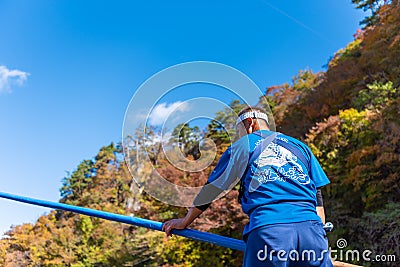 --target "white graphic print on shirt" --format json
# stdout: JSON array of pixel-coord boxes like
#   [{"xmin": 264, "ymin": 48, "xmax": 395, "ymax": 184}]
[{"xmin": 249, "ymin": 143, "xmax": 310, "ymax": 192}]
